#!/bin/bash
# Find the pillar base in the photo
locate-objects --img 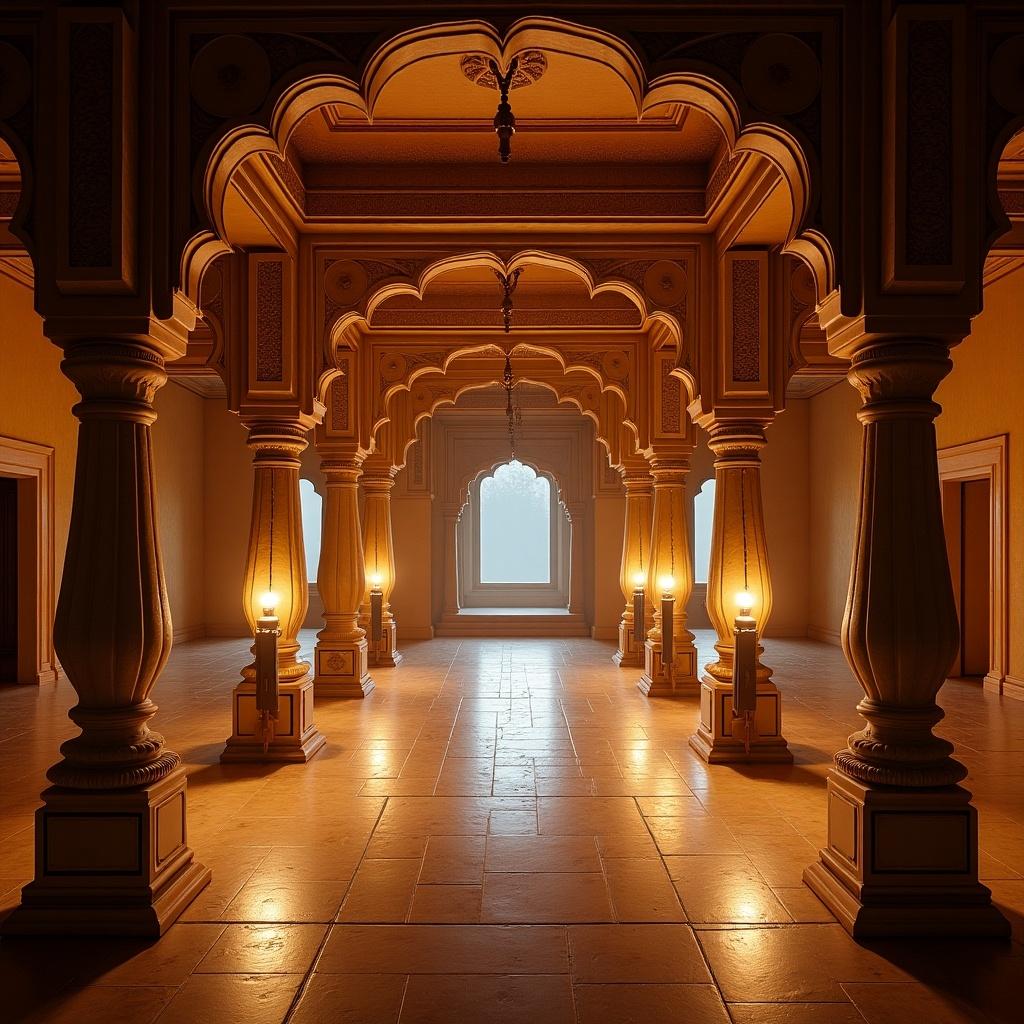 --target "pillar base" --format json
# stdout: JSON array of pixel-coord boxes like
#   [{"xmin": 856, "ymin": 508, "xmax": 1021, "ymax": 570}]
[
  {"xmin": 2, "ymin": 768, "xmax": 210, "ymax": 937},
  {"xmin": 638, "ymin": 639, "xmax": 699, "ymax": 697},
  {"xmin": 314, "ymin": 639, "xmax": 374, "ymax": 698},
  {"xmin": 613, "ymin": 621, "xmax": 645, "ymax": 667},
  {"xmin": 688, "ymin": 675, "xmax": 792, "ymax": 763},
  {"xmin": 803, "ymin": 770, "xmax": 1010, "ymax": 939},
  {"xmin": 367, "ymin": 621, "xmax": 403, "ymax": 668},
  {"xmin": 221, "ymin": 675, "xmax": 326, "ymax": 763}
]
